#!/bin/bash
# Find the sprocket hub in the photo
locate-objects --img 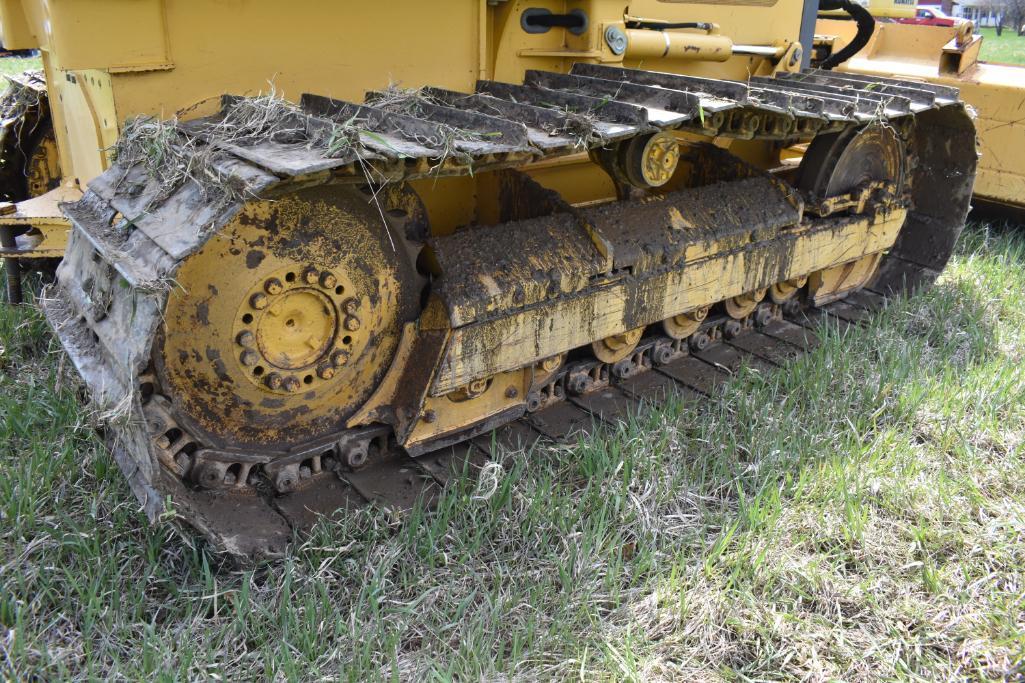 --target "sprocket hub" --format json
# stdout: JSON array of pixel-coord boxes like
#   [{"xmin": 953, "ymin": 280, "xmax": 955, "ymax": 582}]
[{"xmin": 155, "ymin": 184, "xmax": 423, "ymax": 450}]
